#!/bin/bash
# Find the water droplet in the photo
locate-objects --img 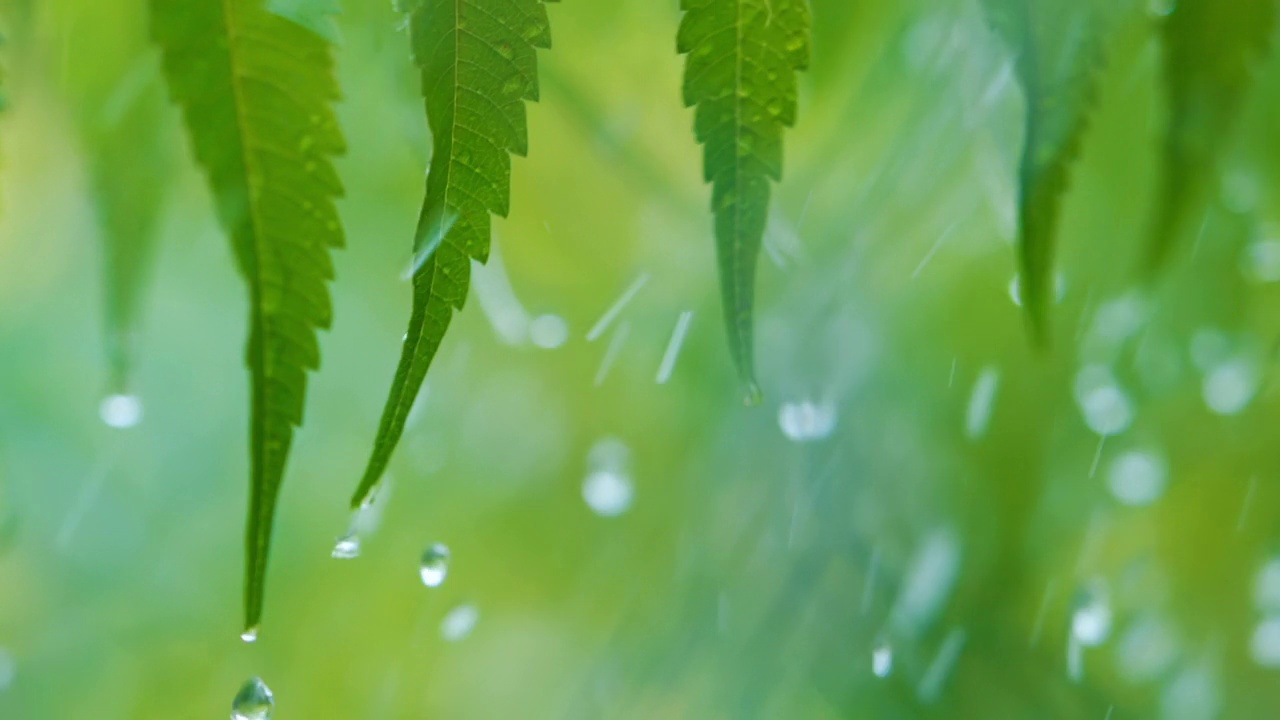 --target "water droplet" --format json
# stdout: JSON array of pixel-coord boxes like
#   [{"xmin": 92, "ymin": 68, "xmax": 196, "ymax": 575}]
[
  {"xmin": 231, "ymin": 677, "xmax": 274, "ymax": 720},
  {"xmin": 777, "ymin": 400, "xmax": 838, "ymax": 442},
  {"xmin": 1254, "ymin": 557, "xmax": 1280, "ymax": 612},
  {"xmin": 1160, "ymin": 662, "xmax": 1220, "ymax": 720},
  {"xmin": 892, "ymin": 528, "xmax": 962, "ymax": 633},
  {"xmin": 99, "ymin": 394, "xmax": 143, "ymax": 429},
  {"xmin": 1242, "ymin": 238, "xmax": 1280, "ymax": 283},
  {"xmin": 1107, "ymin": 449, "xmax": 1167, "ymax": 506},
  {"xmin": 331, "ymin": 533, "xmax": 361, "ymax": 559},
  {"xmin": 1116, "ymin": 613, "xmax": 1180, "ymax": 684},
  {"xmin": 441, "ymin": 603, "xmax": 479, "ymax": 642},
  {"xmin": 583, "ymin": 469, "xmax": 633, "ymax": 517},
  {"xmin": 1070, "ymin": 580, "xmax": 1112, "ymax": 647},
  {"xmin": 419, "ymin": 543, "xmax": 450, "ymax": 587},
  {"xmin": 964, "ymin": 366, "xmax": 1000, "ymax": 439},
  {"xmin": 1202, "ymin": 356, "xmax": 1260, "ymax": 415},
  {"xmin": 1074, "ymin": 365, "xmax": 1134, "ymax": 436},
  {"xmin": 872, "ymin": 639, "xmax": 893, "ymax": 678},
  {"xmin": 1252, "ymin": 617, "xmax": 1280, "ymax": 667},
  {"xmin": 529, "ymin": 314, "xmax": 569, "ymax": 349},
  {"xmin": 239, "ymin": 627, "xmax": 259, "ymax": 644},
  {"xmin": 1189, "ymin": 327, "xmax": 1232, "ymax": 371},
  {"xmin": 1008, "ymin": 273, "xmax": 1066, "ymax": 307},
  {"xmin": 1088, "ymin": 292, "xmax": 1149, "ymax": 353}
]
